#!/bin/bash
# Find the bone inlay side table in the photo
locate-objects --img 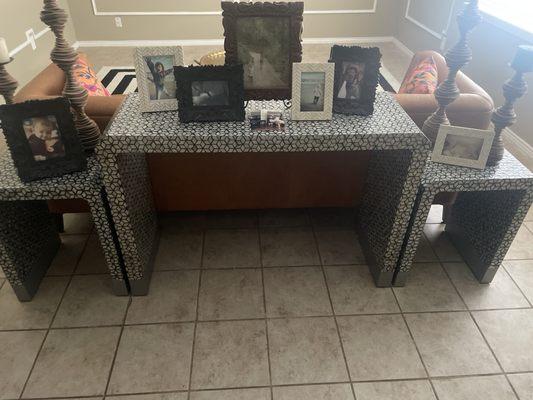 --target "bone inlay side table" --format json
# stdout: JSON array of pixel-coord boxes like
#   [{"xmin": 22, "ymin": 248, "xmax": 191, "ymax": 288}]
[{"xmin": 395, "ymin": 151, "xmax": 533, "ymax": 286}]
